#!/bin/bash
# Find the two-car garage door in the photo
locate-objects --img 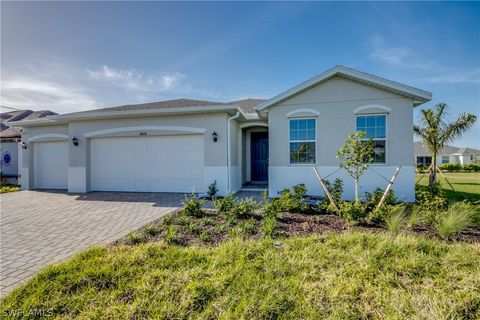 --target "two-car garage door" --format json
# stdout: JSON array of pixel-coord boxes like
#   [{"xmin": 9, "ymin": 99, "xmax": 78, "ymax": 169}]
[{"xmin": 90, "ymin": 135, "xmax": 204, "ymax": 193}]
